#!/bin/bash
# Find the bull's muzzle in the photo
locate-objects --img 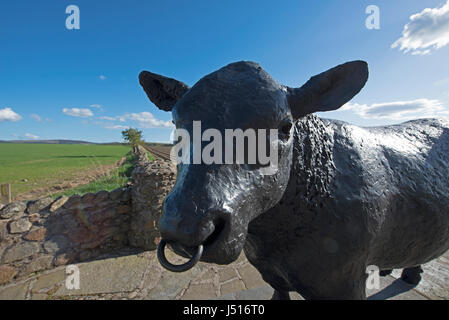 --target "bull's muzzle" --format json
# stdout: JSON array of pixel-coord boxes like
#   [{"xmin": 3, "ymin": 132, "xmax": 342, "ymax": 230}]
[{"xmin": 157, "ymin": 239, "xmax": 203, "ymax": 272}]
